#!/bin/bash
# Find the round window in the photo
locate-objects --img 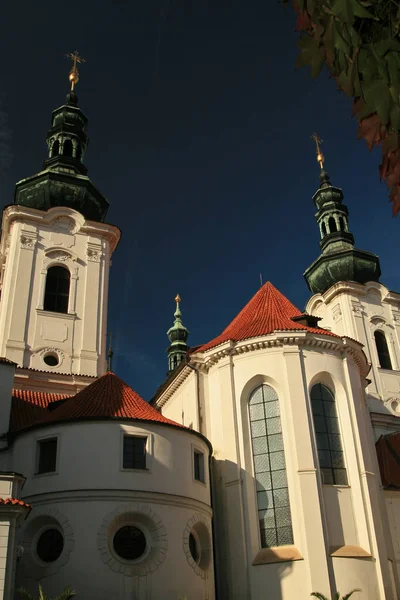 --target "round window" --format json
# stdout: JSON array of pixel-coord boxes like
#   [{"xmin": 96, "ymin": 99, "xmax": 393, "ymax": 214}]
[
  {"xmin": 113, "ymin": 526, "xmax": 147, "ymax": 561},
  {"xmin": 189, "ymin": 532, "xmax": 199, "ymax": 563},
  {"xmin": 36, "ymin": 528, "xmax": 64, "ymax": 563},
  {"xmin": 43, "ymin": 354, "xmax": 59, "ymax": 367}
]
